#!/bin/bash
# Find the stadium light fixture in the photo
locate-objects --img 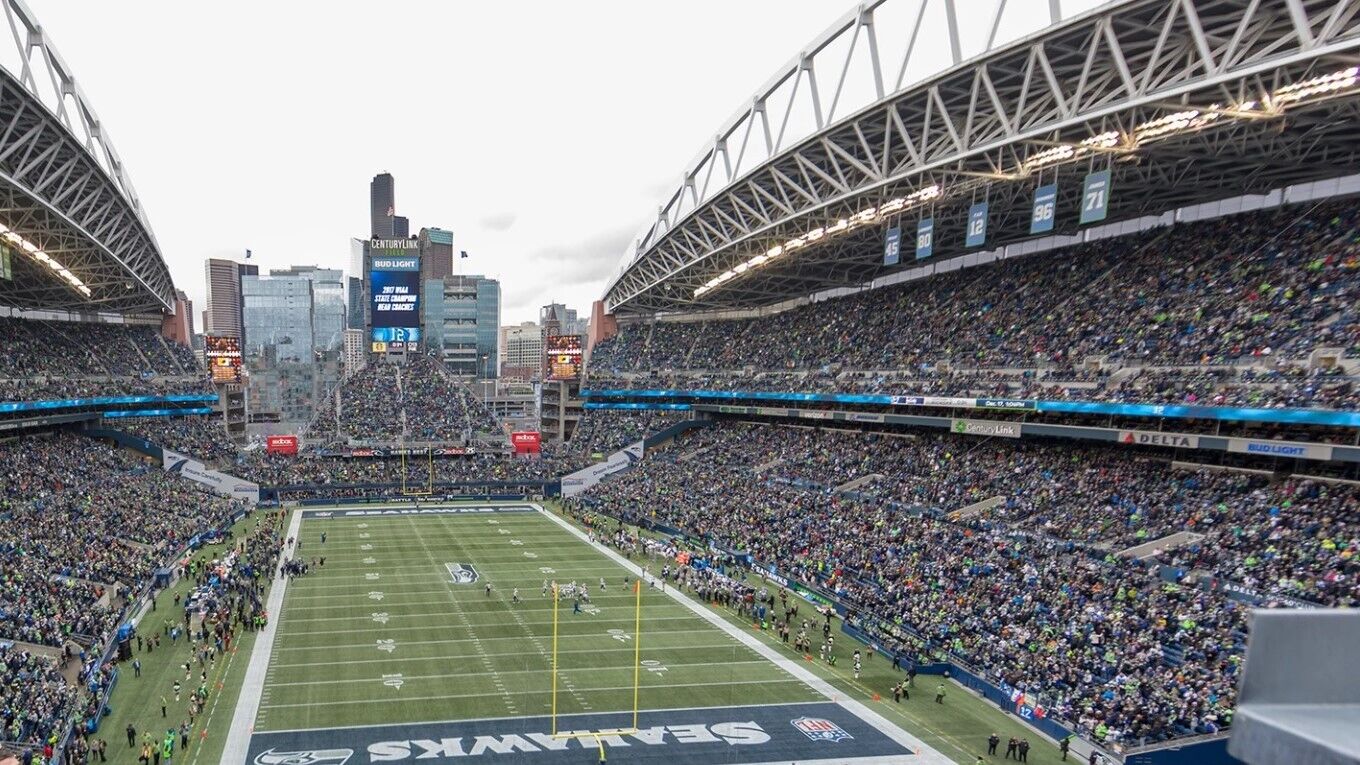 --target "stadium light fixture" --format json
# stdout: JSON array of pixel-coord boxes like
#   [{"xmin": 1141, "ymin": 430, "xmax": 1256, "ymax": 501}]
[
  {"xmin": 1270, "ymin": 66, "xmax": 1359, "ymax": 106},
  {"xmin": 693, "ymin": 184, "xmax": 941, "ymax": 298},
  {"xmin": 0, "ymin": 222, "xmax": 92, "ymax": 297}
]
